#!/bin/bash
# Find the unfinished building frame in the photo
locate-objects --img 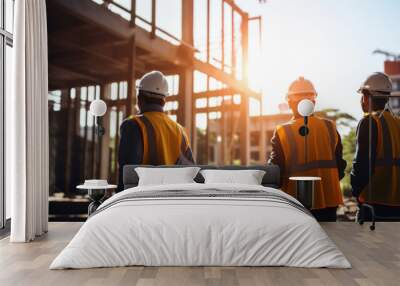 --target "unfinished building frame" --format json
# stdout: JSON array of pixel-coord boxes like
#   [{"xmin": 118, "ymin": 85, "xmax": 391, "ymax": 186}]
[{"xmin": 47, "ymin": 0, "xmax": 262, "ymax": 201}]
